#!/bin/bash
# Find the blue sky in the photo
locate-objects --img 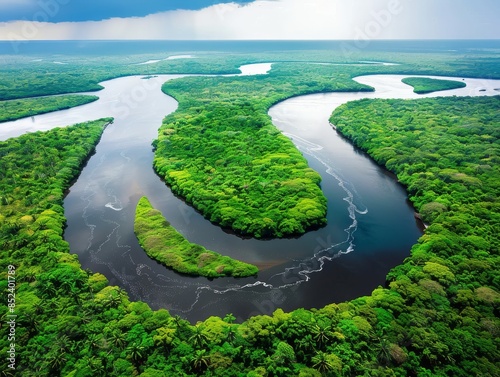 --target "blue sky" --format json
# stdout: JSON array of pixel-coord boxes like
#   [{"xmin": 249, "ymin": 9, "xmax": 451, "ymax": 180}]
[
  {"xmin": 0, "ymin": 0, "xmax": 499, "ymax": 40},
  {"xmin": 0, "ymin": 0, "xmax": 255, "ymax": 22}
]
